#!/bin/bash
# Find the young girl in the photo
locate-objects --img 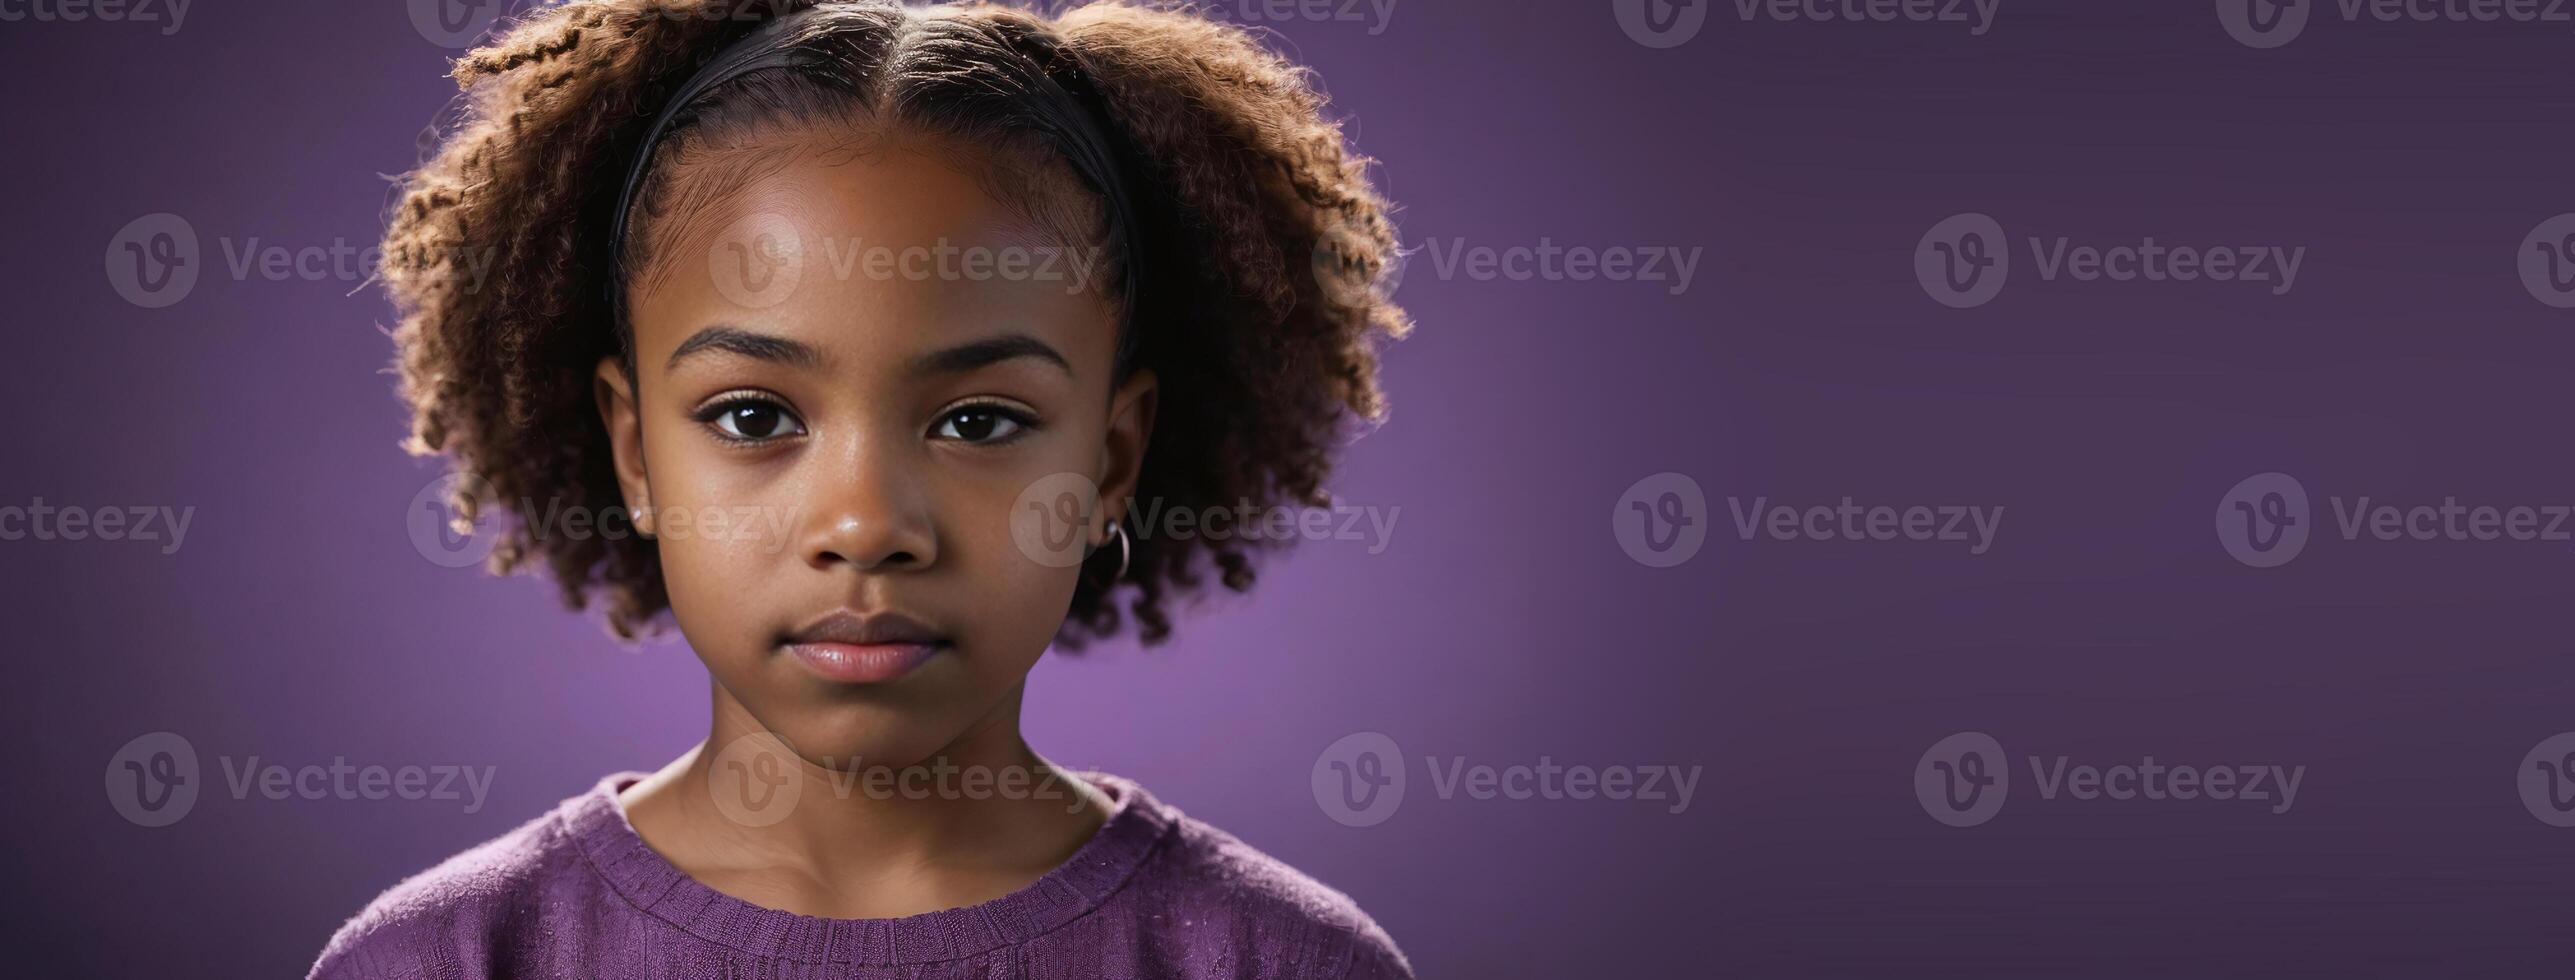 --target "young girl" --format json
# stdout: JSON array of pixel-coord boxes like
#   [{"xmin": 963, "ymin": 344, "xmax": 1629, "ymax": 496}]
[{"xmin": 316, "ymin": 1, "xmax": 1411, "ymax": 976}]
